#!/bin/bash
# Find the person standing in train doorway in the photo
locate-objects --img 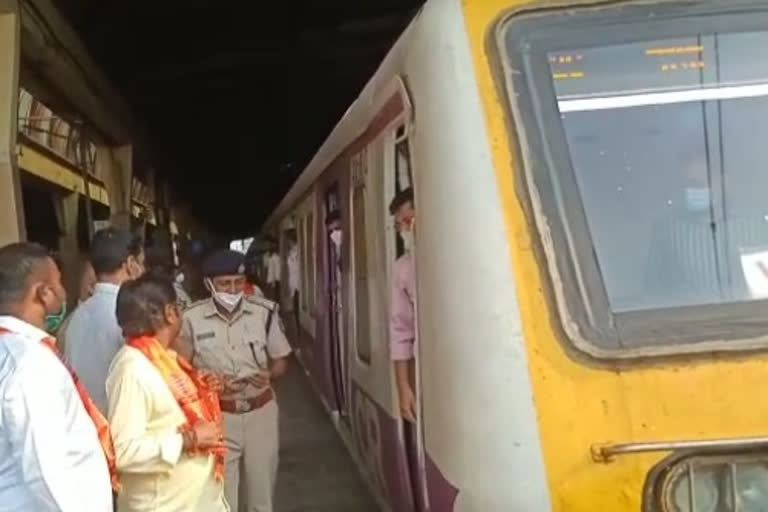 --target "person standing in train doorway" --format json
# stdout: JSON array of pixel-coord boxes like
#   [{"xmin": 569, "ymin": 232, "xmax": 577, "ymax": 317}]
[
  {"xmin": 179, "ymin": 249, "xmax": 292, "ymax": 512},
  {"xmin": 326, "ymin": 211, "xmax": 343, "ymax": 334},
  {"xmin": 325, "ymin": 210, "xmax": 347, "ymax": 413},
  {"xmin": 389, "ymin": 187, "xmax": 417, "ymax": 422},
  {"xmin": 326, "ymin": 211, "xmax": 343, "ymax": 312},
  {"xmin": 265, "ymin": 239, "xmax": 281, "ymax": 302},
  {"xmin": 285, "ymin": 229, "xmax": 301, "ymax": 336}
]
